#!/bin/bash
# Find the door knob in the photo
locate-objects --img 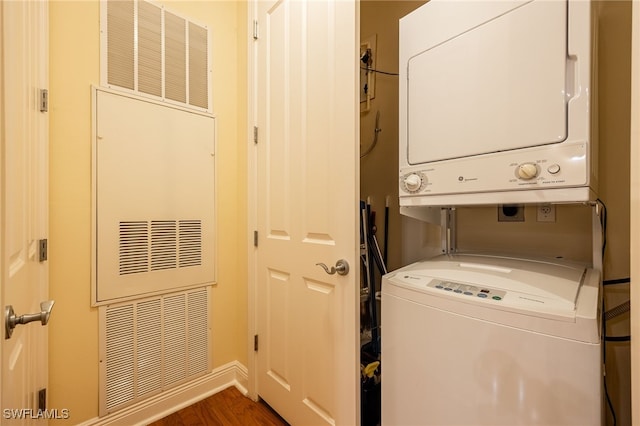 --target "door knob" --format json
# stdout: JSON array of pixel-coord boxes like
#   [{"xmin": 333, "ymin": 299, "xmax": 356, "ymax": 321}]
[
  {"xmin": 5, "ymin": 300, "xmax": 55, "ymax": 339},
  {"xmin": 316, "ymin": 259, "xmax": 350, "ymax": 276}
]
